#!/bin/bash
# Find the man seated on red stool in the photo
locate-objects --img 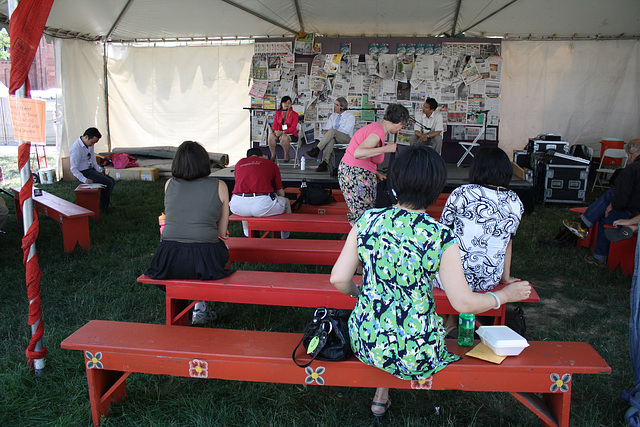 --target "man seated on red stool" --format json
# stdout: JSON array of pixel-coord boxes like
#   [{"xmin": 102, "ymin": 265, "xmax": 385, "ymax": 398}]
[
  {"xmin": 229, "ymin": 148, "xmax": 291, "ymax": 238},
  {"xmin": 563, "ymin": 139, "xmax": 640, "ymax": 266}
]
